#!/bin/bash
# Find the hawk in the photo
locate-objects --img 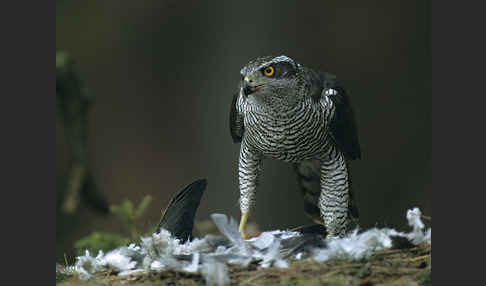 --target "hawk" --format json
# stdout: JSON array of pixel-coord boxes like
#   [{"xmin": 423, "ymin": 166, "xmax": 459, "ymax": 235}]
[{"xmin": 229, "ymin": 55, "xmax": 361, "ymax": 238}]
